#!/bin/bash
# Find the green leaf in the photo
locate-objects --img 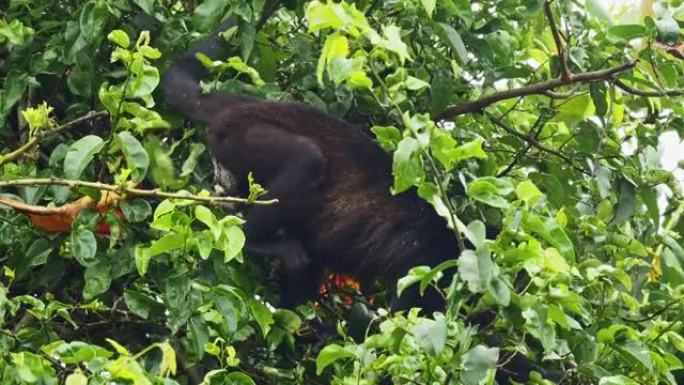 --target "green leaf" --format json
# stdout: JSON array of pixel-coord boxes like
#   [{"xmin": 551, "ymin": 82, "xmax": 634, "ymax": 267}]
[
  {"xmin": 79, "ymin": 1, "xmax": 108, "ymax": 45},
  {"xmin": 225, "ymin": 372, "xmax": 256, "ymax": 385},
  {"xmin": 71, "ymin": 228, "xmax": 98, "ymax": 267},
  {"xmin": 220, "ymin": 225, "xmax": 245, "ymax": 263},
  {"xmin": 25, "ymin": 239, "xmax": 52, "ymax": 267},
  {"xmin": 64, "ymin": 135, "xmax": 105, "ymax": 179},
  {"xmin": 586, "ymin": 0, "xmax": 611, "ymax": 21},
  {"xmin": 195, "ymin": 205, "xmax": 218, "ymax": 234},
  {"xmin": 371, "ymin": 125, "xmax": 402, "ymax": 153},
  {"xmin": 392, "ymin": 137, "xmax": 424, "ymax": 194},
  {"xmin": 83, "ymin": 261, "xmax": 112, "ymax": 300},
  {"xmin": 156, "ymin": 340, "xmax": 177, "ymax": 377},
  {"xmin": 590, "ymin": 82, "xmax": 608, "ymax": 119},
  {"xmin": 117, "ymin": 131, "xmax": 149, "ymax": 183},
  {"xmin": 661, "ymin": 248, "xmax": 684, "ymax": 287},
  {"xmin": 107, "ymin": 29, "xmax": 130, "ymax": 48},
  {"xmin": 378, "ymin": 25, "xmax": 410, "ymax": 63},
  {"xmin": 397, "ymin": 266, "xmax": 431, "ymax": 297},
  {"xmin": 613, "ymin": 340, "xmax": 653, "ymax": 371},
  {"xmin": 421, "ymin": 0, "xmax": 436, "ymax": 17},
  {"xmin": 607, "ymin": 24, "xmax": 648, "ymax": 41},
  {"xmin": 180, "ymin": 143, "xmax": 206, "ymax": 177},
  {"xmin": 405, "ymin": 76, "xmax": 430, "ymax": 91},
  {"xmin": 306, "ymin": 1, "xmax": 345, "ymax": 32},
  {"xmin": 120, "ymin": 199, "xmax": 152, "ymax": 223},
  {"xmin": 522, "ymin": 304, "xmax": 557, "ymax": 352},
  {"xmin": 132, "ymin": 0, "xmax": 154, "ymax": 15},
  {"xmin": 554, "ymin": 94, "xmax": 594, "ymax": 125},
  {"xmin": 613, "ymin": 179, "xmax": 636, "ymax": 224},
  {"xmin": 130, "ymin": 64, "xmax": 160, "ymax": 98},
  {"xmin": 43, "ymin": 341, "xmax": 113, "ymax": 364},
  {"xmin": 488, "ymin": 275, "xmax": 511, "ymax": 306},
  {"xmin": 656, "ymin": 17, "xmax": 680, "ymax": 45},
  {"xmin": 10, "ymin": 352, "xmax": 56, "ymax": 382},
  {"xmin": 467, "ymin": 179, "xmax": 510, "ymax": 208},
  {"xmin": 515, "ymin": 180, "xmax": 544, "ymax": 205},
  {"xmin": 317, "ymin": 34, "xmax": 349, "ymax": 85},
  {"xmin": 21, "ymin": 102, "xmax": 54, "ymax": 134},
  {"xmin": 411, "ymin": 315, "xmax": 447, "ymax": 354},
  {"xmin": 461, "ymin": 345, "xmax": 499, "ymax": 385},
  {"xmin": 316, "ymin": 344, "xmax": 356, "ymax": 375},
  {"xmin": 124, "ymin": 289, "xmax": 162, "ymax": 319},
  {"xmin": 465, "ymin": 220, "xmax": 486, "ymax": 249},
  {"xmin": 455, "ymin": 138, "xmax": 487, "ymax": 160},
  {"xmin": 248, "ymin": 298, "xmax": 274, "ymax": 337},
  {"xmin": 436, "ymin": 22, "xmax": 468, "ymax": 64},
  {"xmin": 599, "ymin": 376, "xmax": 640, "ymax": 385},
  {"xmin": 419, "ymin": 260, "xmax": 458, "ymax": 295},
  {"xmin": 458, "ymin": 247, "xmax": 492, "ymax": 293},
  {"xmin": 0, "ymin": 19, "xmax": 34, "ymax": 45},
  {"xmin": 65, "ymin": 372, "xmax": 88, "ymax": 385},
  {"xmin": 188, "ymin": 315, "xmax": 210, "ymax": 359},
  {"xmin": 274, "ymin": 309, "xmax": 302, "ymax": 333}
]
